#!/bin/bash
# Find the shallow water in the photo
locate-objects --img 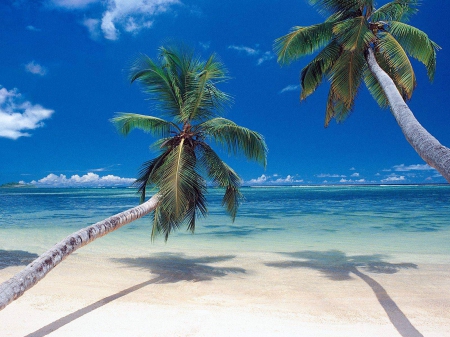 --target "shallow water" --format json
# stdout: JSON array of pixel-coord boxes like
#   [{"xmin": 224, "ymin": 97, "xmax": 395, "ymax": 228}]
[{"xmin": 0, "ymin": 185, "xmax": 449, "ymax": 263}]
